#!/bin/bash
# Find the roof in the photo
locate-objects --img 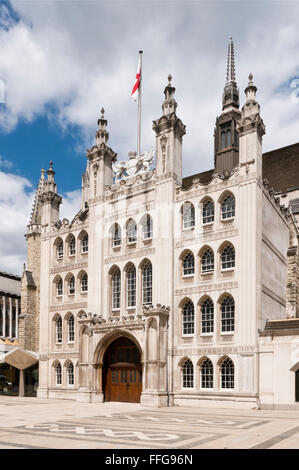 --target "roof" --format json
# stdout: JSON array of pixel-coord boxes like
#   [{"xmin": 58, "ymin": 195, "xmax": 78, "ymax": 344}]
[
  {"xmin": 0, "ymin": 272, "xmax": 21, "ymax": 281},
  {"xmin": 181, "ymin": 142, "xmax": 299, "ymax": 193},
  {"xmin": 262, "ymin": 142, "xmax": 299, "ymax": 193}
]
